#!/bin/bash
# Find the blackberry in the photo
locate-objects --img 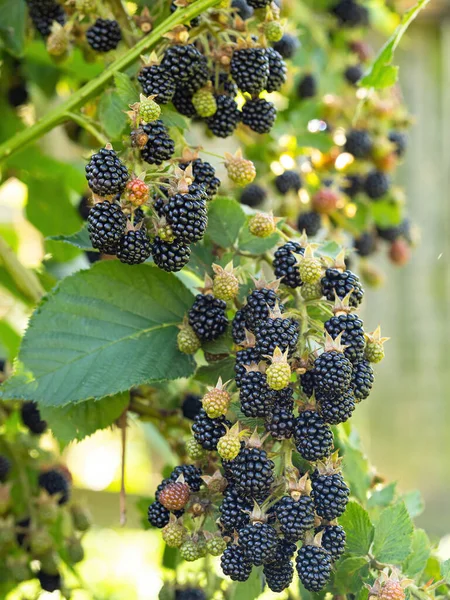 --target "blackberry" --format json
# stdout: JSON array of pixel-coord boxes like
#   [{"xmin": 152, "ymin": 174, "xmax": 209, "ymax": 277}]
[
  {"xmin": 364, "ymin": 170, "xmax": 390, "ymax": 200},
  {"xmin": 87, "ymin": 201, "xmax": 126, "ymax": 254},
  {"xmin": 232, "ymin": 309, "xmax": 247, "ymax": 344},
  {"xmin": 297, "ymin": 211, "xmax": 321, "ymax": 236},
  {"xmin": 312, "ymin": 350, "xmax": 352, "ymax": 395},
  {"xmin": 297, "ymin": 74, "xmax": 317, "ymax": 99},
  {"xmin": 230, "ymin": 48, "xmax": 269, "ymax": 95},
  {"xmin": 254, "ymin": 316, "xmax": 299, "ymax": 358},
  {"xmin": 345, "ymin": 64, "xmax": 363, "ymax": 85},
  {"xmin": 86, "ymin": 19, "xmax": 121, "ymax": 52},
  {"xmin": 38, "ymin": 571, "xmax": 62, "ymax": 593},
  {"xmin": 117, "ymin": 230, "xmax": 151, "ymax": 265},
  {"xmin": 38, "ymin": 470, "xmax": 70, "ymax": 505},
  {"xmin": 377, "ymin": 219, "xmax": 410, "ymax": 243},
  {"xmin": 324, "ymin": 313, "xmax": 365, "ymax": 364},
  {"xmin": 344, "ymin": 129, "xmax": 372, "ymax": 158},
  {"xmin": 240, "ymin": 183, "xmax": 267, "ymax": 207},
  {"xmin": 241, "ymin": 98, "xmax": 276, "ymax": 134},
  {"xmin": 216, "ymin": 72, "xmax": 238, "ymax": 97},
  {"xmin": 228, "ymin": 447, "xmax": 274, "ymax": 500},
  {"xmin": 311, "ymin": 471, "xmax": 349, "ymax": 520},
  {"xmin": 321, "ymin": 268, "xmax": 364, "ymax": 307},
  {"xmin": 273, "ymin": 241, "xmax": 305, "ymax": 288},
  {"xmin": 354, "ymin": 231, "xmax": 377, "ymax": 257},
  {"xmin": 162, "ymin": 45, "xmax": 205, "ymax": 83},
  {"xmin": 235, "ymin": 347, "xmax": 261, "ymax": 387},
  {"xmin": 175, "ymin": 589, "xmax": 206, "ymax": 600},
  {"xmin": 221, "ymin": 544, "xmax": 253, "ymax": 581},
  {"xmin": 27, "ymin": 0, "xmax": 66, "ymax": 38},
  {"xmin": 244, "ymin": 288, "xmax": 283, "ymax": 331},
  {"xmin": 152, "ymin": 237, "xmax": 191, "ymax": 272},
  {"xmin": 318, "ymin": 389, "xmax": 356, "ymax": 424},
  {"xmin": 272, "ymin": 34, "xmax": 300, "ymax": 59},
  {"xmin": 293, "ymin": 411, "xmax": 333, "ymax": 461},
  {"xmin": 181, "ymin": 394, "xmax": 202, "ymax": 421},
  {"xmin": 266, "ymin": 47, "xmax": 287, "ymax": 92},
  {"xmin": 85, "ymin": 148, "xmax": 129, "ymax": 197},
  {"xmin": 172, "ymin": 87, "xmax": 197, "ymax": 118},
  {"xmin": 219, "ymin": 486, "xmax": 252, "ymax": 531},
  {"xmin": 351, "ymin": 359, "xmax": 374, "ymax": 400},
  {"xmin": 296, "ymin": 544, "xmax": 332, "ymax": 592},
  {"xmin": 332, "ymin": 0, "xmax": 369, "ymax": 27},
  {"xmin": 239, "ymin": 370, "xmax": 276, "ymax": 418},
  {"xmin": 0, "ymin": 455, "xmax": 11, "ymax": 482},
  {"xmin": 275, "ymin": 495, "xmax": 315, "ymax": 541},
  {"xmin": 179, "ymin": 159, "xmax": 220, "ymax": 200},
  {"xmin": 206, "ymin": 94, "xmax": 240, "ymax": 138},
  {"xmin": 263, "ymin": 540, "xmax": 296, "ymax": 592},
  {"xmin": 7, "ymin": 82, "xmax": 29, "ymax": 107},
  {"xmin": 192, "ymin": 409, "xmax": 231, "ymax": 451},
  {"xmin": 21, "ymin": 401, "xmax": 47, "ymax": 435},
  {"xmin": 170, "ymin": 464, "xmax": 203, "ymax": 492},
  {"xmin": 159, "ymin": 481, "xmax": 190, "ymax": 510},
  {"xmin": 188, "ymin": 294, "xmax": 228, "ymax": 341},
  {"xmin": 389, "ymin": 130, "xmax": 407, "ymax": 157},
  {"xmin": 342, "ymin": 173, "xmax": 363, "ymax": 198},
  {"xmin": 162, "ymin": 191, "xmax": 207, "ymax": 244},
  {"xmin": 231, "ymin": 0, "xmax": 254, "ymax": 19},
  {"xmin": 140, "ymin": 120, "xmax": 175, "ymax": 165},
  {"xmin": 317, "ymin": 524, "xmax": 346, "ymax": 561},
  {"xmin": 78, "ymin": 194, "xmax": 91, "ymax": 220},
  {"xmin": 264, "ymin": 391, "xmax": 295, "ymax": 440},
  {"xmin": 275, "ymin": 170, "xmax": 302, "ymax": 194},
  {"xmin": 301, "ymin": 370, "xmax": 315, "ymax": 398},
  {"xmin": 138, "ymin": 65, "xmax": 176, "ymax": 104},
  {"xmin": 239, "ymin": 522, "xmax": 278, "ymax": 565},
  {"xmin": 148, "ymin": 501, "xmax": 170, "ymax": 528}
]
